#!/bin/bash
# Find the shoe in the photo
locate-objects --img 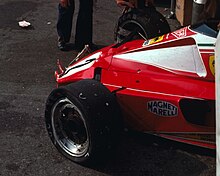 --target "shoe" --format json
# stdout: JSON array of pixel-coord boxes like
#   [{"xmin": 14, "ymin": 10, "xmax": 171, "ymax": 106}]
[{"xmin": 57, "ymin": 41, "xmax": 66, "ymax": 51}]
